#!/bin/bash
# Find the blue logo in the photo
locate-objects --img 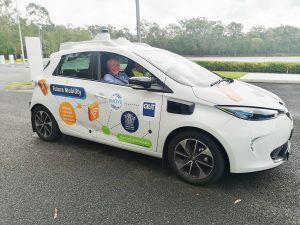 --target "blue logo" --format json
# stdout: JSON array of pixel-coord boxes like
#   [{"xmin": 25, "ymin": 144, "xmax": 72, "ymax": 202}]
[
  {"xmin": 143, "ymin": 102, "xmax": 156, "ymax": 117},
  {"xmin": 121, "ymin": 111, "xmax": 139, "ymax": 133},
  {"xmin": 50, "ymin": 84, "xmax": 86, "ymax": 99}
]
